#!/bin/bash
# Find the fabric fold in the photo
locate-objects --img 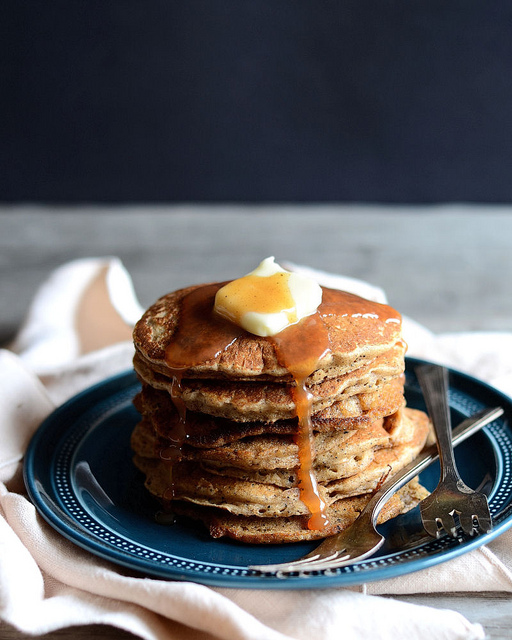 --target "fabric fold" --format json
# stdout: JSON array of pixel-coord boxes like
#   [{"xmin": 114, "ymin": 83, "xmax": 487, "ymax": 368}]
[{"xmin": 1, "ymin": 257, "xmax": 510, "ymax": 640}]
